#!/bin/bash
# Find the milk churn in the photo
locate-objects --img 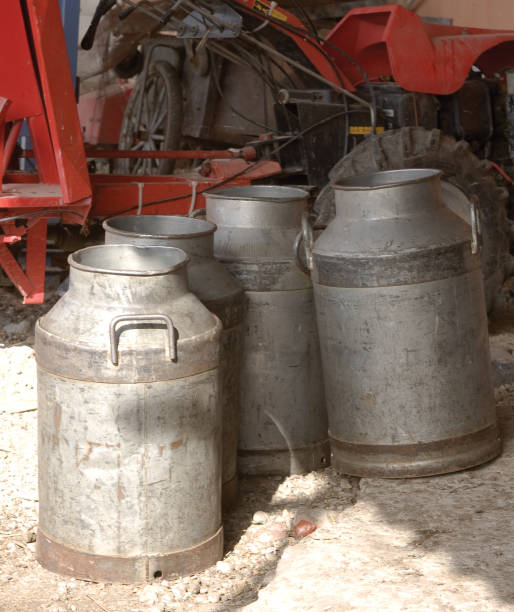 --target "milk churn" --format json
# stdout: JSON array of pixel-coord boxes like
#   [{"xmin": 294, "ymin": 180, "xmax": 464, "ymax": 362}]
[
  {"xmin": 309, "ymin": 169, "xmax": 501, "ymax": 478},
  {"xmin": 205, "ymin": 185, "xmax": 329, "ymax": 476},
  {"xmin": 103, "ymin": 215, "xmax": 244, "ymax": 507},
  {"xmin": 36, "ymin": 244, "xmax": 223, "ymax": 582}
]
